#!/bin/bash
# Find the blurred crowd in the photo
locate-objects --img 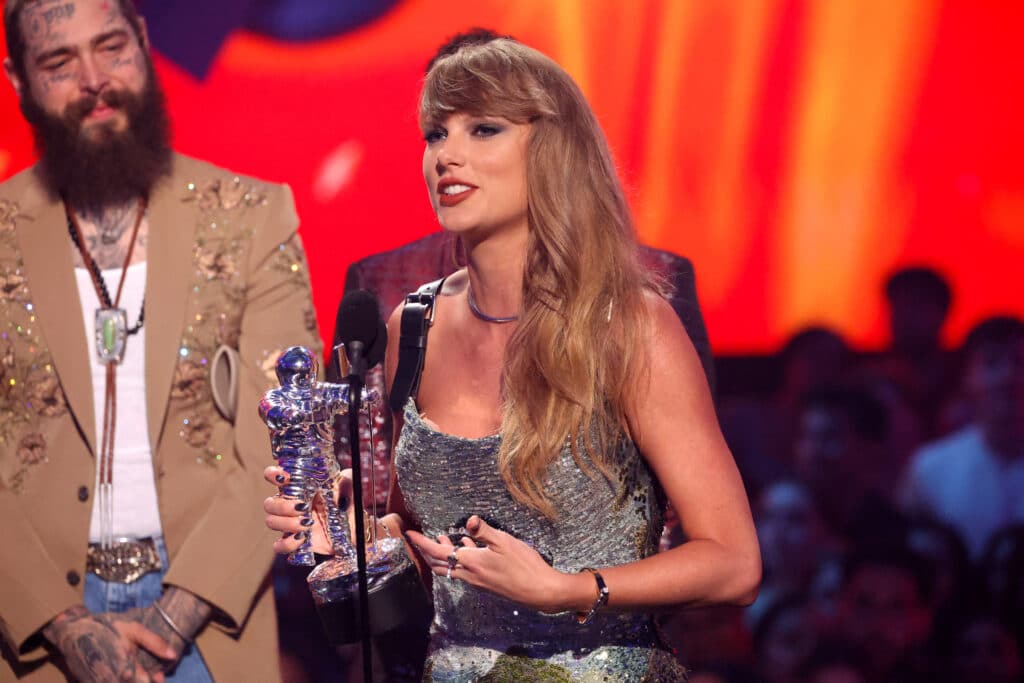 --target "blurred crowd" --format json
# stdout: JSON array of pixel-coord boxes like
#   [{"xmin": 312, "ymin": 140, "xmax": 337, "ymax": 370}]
[{"xmin": 676, "ymin": 266, "xmax": 1024, "ymax": 683}]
